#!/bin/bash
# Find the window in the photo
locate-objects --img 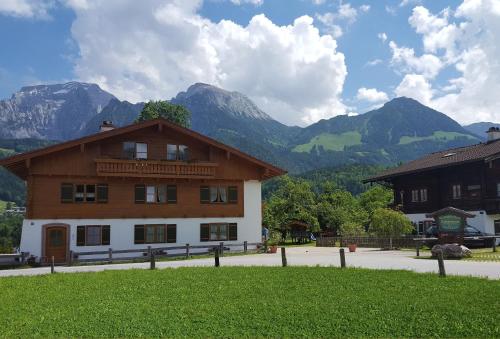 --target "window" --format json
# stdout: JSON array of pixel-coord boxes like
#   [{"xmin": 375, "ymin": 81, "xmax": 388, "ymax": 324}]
[
  {"xmin": 200, "ymin": 223, "xmax": 237, "ymax": 242},
  {"xmin": 123, "ymin": 142, "xmax": 147, "ymax": 159},
  {"xmin": 452, "ymin": 184, "xmax": 462, "ymax": 199},
  {"xmin": 411, "ymin": 190, "xmax": 419, "ymax": 202},
  {"xmin": 135, "ymin": 143, "xmax": 148, "ymax": 159},
  {"xmin": 494, "ymin": 220, "xmax": 500, "ymax": 235},
  {"xmin": 134, "ymin": 224, "xmax": 176, "ymax": 244},
  {"xmin": 61, "ymin": 183, "xmax": 107, "ymax": 203},
  {"xmin": 135, "ymin": 184, "xmax": 176, "ymax": 204},
  {"xmin": 61, "ymin": 183, "xmax": 73, "ymax": 203},
  {"xmin": 467, "ymin": 184, "xmax": 481, "ymax": 199},
  {"xmin": 76, "ymin": 225, "xmax": 110, "ymax": 246},
  {"xmin": 201, "ymin": 185, "xmax": 237, "ymax": 204},
  {"xmin": 166, "ymin": 144, "xmax": 189, "ymax": 161},
  {"xmin": 420, "ymin": 189, "xmax": 428, "ymax": 202}
]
